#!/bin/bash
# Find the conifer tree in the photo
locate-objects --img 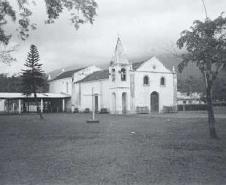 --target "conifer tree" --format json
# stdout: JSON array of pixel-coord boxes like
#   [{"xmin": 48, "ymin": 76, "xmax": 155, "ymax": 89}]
[{"xmin": 21, "ymin": 44, "xmax": 44, "ymax": 119}]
